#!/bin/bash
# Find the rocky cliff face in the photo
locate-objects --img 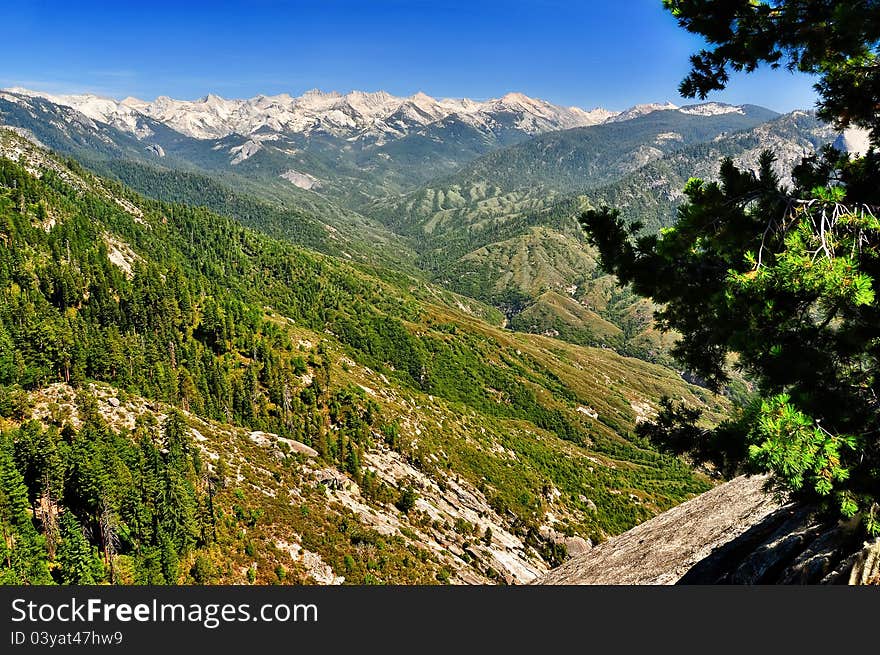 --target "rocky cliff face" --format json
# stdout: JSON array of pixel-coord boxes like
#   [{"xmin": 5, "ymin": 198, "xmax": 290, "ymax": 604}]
[{"xmin": 537, "ymin": 475, "xmax": 880, "ymax": 585}]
